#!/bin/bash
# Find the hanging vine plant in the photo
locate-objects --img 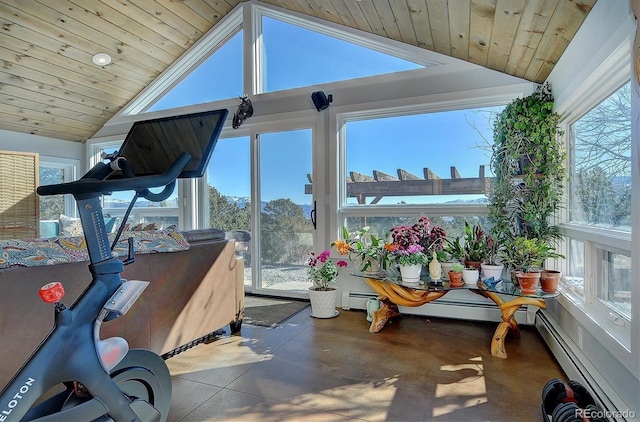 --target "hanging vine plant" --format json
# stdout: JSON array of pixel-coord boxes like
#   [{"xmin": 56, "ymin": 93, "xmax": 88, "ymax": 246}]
[{"xmin": 489, "ymin": 82, "xmax": 567, "ymax": 248}]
